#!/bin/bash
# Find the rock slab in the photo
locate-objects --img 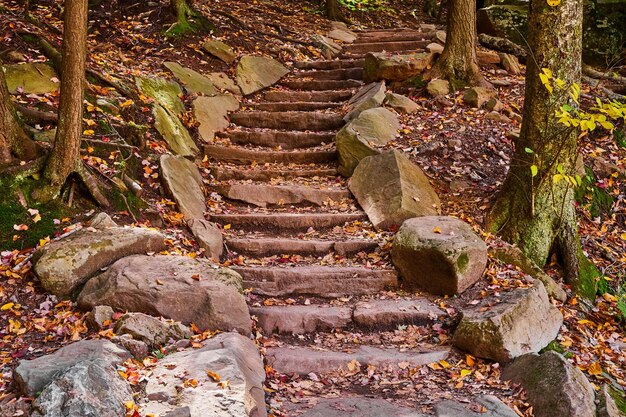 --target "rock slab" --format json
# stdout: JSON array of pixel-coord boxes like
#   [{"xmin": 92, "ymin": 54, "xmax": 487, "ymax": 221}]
[
  {"xmin": 193, "ymin": 94, "xmax": 240, "ymax": 141},
  {"xmin": 435, "ymin": 395, "xmax": 518, "ymax": 417},
  {"xmin": 115, "ymin": 312, "xmax": 192, "ymax": 348},
  {"xmin": 236, "ymin": 55, "xmax": 289, "ymax": 95},
  {"xmin": 363, "ymin": 52, "xmax": 435, "ymax": 83},
  {"xmin": 4, "ymin": 63, "xmax": 59, "ymax": 94},
  {"xmin": 164, "ymin": 61, "xmax": 218, "ymax": 95},
  {"xmin": 160, "ymin": 154, "xmax": 206, "ymax": 220},
  {"xmin": 153, "ymin": 104, "xmax": 199, "ymax": 156}
]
